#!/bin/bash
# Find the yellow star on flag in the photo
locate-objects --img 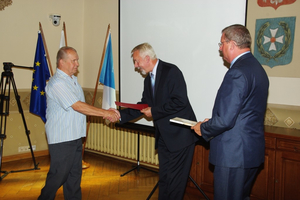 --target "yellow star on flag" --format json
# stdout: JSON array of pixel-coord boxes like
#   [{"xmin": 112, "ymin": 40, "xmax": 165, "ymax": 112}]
[
  {"xmin": 35, "ymin": 61, "xmax": 41, "ymax": 67},
  {"xmin": 40, "ymin": 91, "xmax": 45, "ymax": 96},
  {"xmin": 33, "ymin": 85, "xmax": 38, "ymax": 90}
]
